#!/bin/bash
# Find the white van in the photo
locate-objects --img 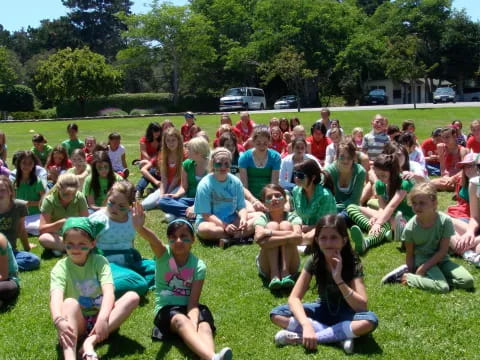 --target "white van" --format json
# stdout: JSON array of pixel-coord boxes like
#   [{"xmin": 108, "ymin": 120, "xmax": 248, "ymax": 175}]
[{"xmin": 219, "ymin": 87, "xmax": 266, "ymax": 111}]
